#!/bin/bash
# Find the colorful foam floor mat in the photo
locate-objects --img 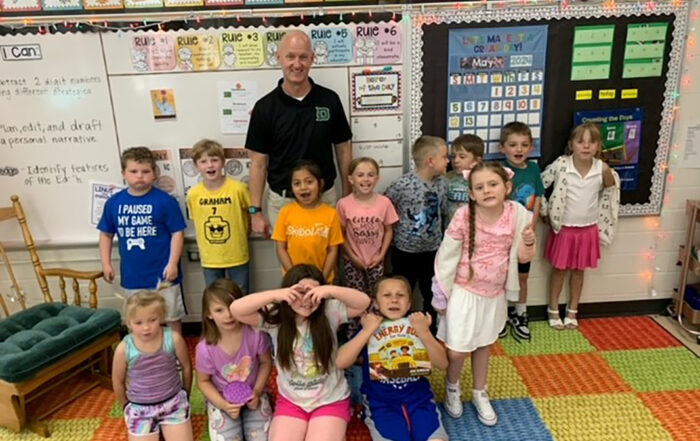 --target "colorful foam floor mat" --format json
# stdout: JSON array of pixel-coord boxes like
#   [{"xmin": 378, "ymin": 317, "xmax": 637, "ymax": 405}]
[{"xmin": 2, "ymin": 316, "xmax": 699, "ymax": 440}]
